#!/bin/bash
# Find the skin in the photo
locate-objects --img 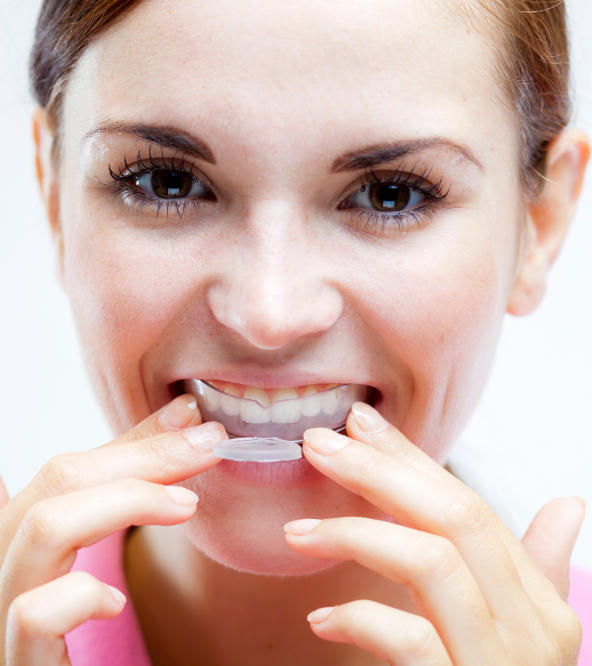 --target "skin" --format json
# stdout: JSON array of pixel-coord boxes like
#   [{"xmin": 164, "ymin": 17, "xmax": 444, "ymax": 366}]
[{"xmin": 0, "ymin": 0, "xmax": 588, "ymax": 663}]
